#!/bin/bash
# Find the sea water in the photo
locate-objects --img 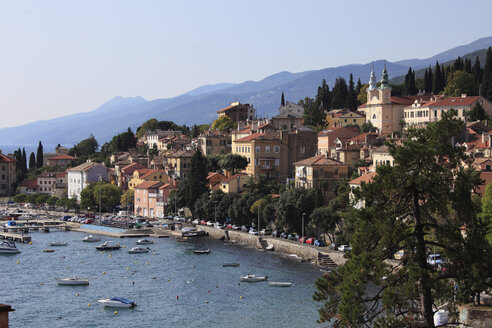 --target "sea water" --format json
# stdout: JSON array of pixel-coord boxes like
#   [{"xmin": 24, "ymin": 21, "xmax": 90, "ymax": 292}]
[{"xmin": 1, "ymin": 230, "xmax": 324, "ymax": 327}]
